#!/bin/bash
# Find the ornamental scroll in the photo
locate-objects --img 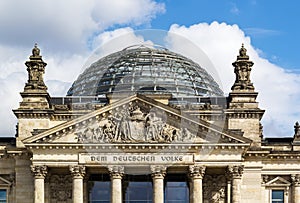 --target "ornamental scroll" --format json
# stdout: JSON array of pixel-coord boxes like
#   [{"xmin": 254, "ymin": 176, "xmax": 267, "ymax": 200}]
[{"xmin": 76, "ymin": 103, "xmax": 195, "ymax": 143}]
